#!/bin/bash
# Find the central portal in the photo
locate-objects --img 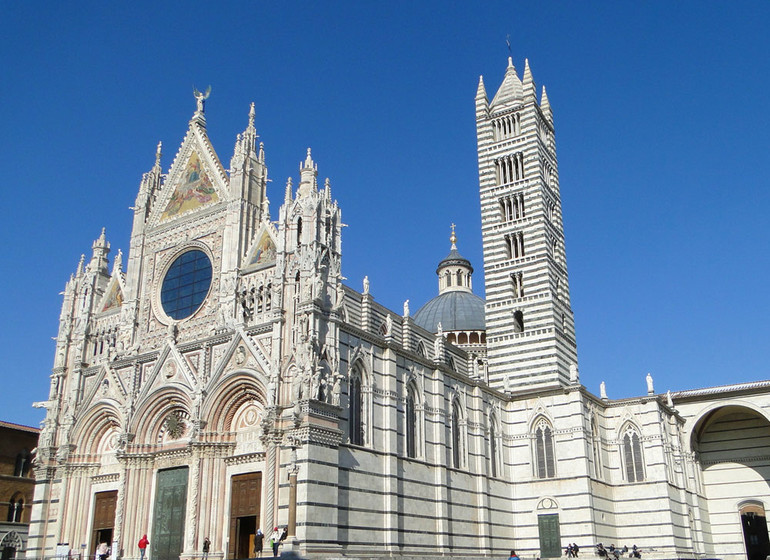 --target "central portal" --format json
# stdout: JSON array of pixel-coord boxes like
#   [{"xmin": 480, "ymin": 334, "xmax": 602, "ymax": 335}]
[
  {"xmin": 229, "ymin": 472, "xmax": 262, "ymax": 559},
  {"xmin": 151, "ymin": 467, "xmax": 189, "ymax": 560}
]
